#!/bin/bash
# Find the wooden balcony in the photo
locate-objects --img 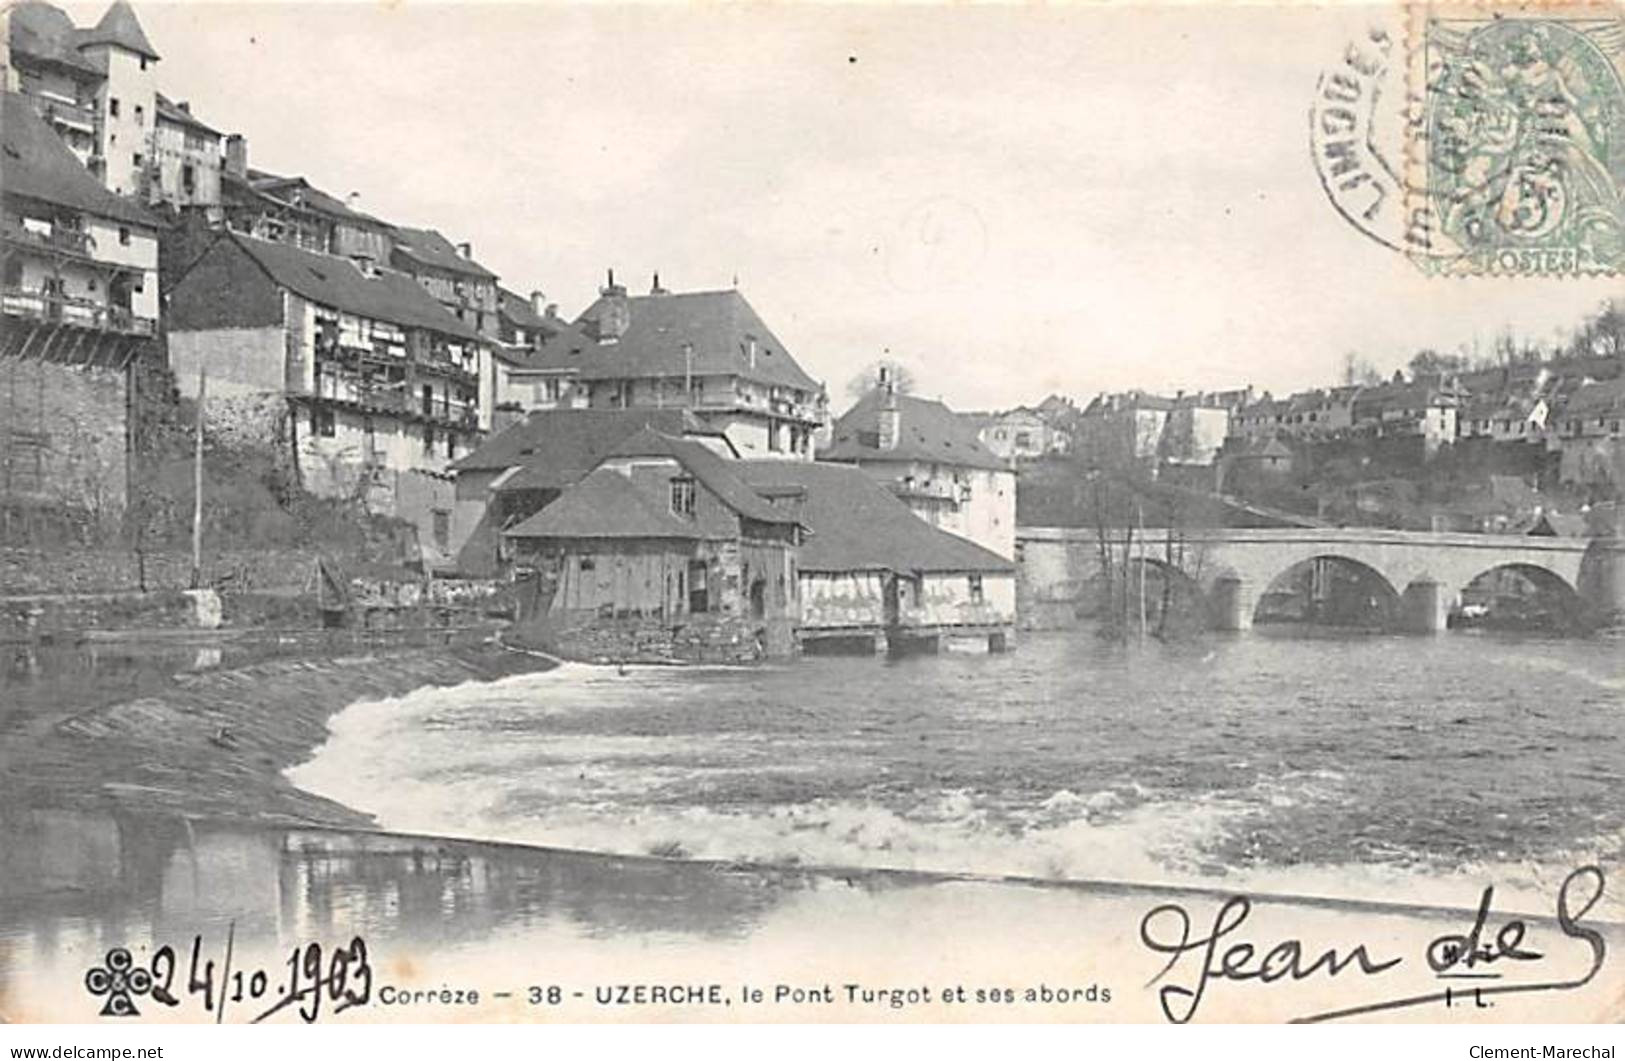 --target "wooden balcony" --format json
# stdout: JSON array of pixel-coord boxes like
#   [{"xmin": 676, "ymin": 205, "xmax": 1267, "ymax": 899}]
[{"xmin": 1, "ymin": 288, "xmax": 156, "ymax": 336}]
